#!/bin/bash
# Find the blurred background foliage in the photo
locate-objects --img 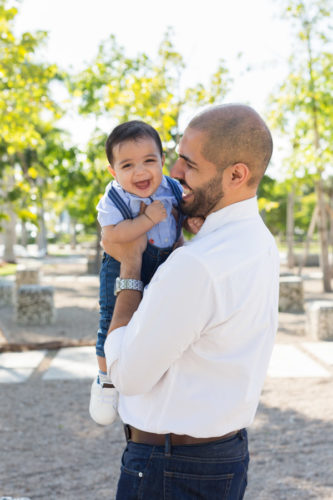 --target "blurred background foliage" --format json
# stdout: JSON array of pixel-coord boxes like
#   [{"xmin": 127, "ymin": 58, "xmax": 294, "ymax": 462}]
[{"xmin": 0, "ymin": 0, "xmax": 333, "ymax": 288}]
